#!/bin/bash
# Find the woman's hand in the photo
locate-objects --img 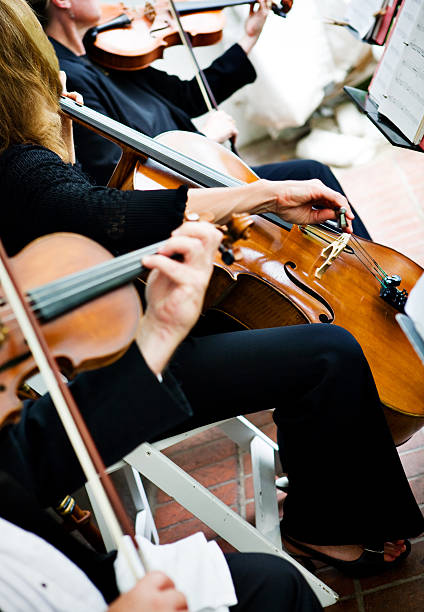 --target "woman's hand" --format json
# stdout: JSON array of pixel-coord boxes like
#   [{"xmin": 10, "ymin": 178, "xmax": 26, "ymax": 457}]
[
  {"xmin": 137, "ymin": 221, "xmax": 222, "ymax": 375},
  {"xmin": 239, "ymin": 0, "xmax": 270, "ymax": 55},
  {"xmin": 108, "ymin": 571, "xmax": 188, "ymax": 611},
  {"xmin": 201, "ymin": 110, "xmax": 238, "ymax": 144},
  {"xmin": 58, "ymin": 71, "xmax": 83, "ymax": 164},
  {"xmin": 271, "ymin": 179, "xmax": 354, "ymax": 230}
]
